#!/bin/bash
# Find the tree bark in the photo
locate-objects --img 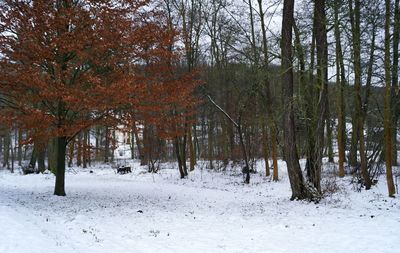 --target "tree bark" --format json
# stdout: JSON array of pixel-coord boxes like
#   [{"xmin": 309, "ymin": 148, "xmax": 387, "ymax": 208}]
[
  {"xmin": 132, "ymin": 122, "xmax": 144, "ymax": 163},
  {"xmin": 83, "ymin": 130, "xmax": 88, "ymax": 168},
  {"xmin": 95, "ymin": 126, "xmax": 100, "ymax": 161},
  {"xmin": 188, "ymin": 125, "xmax": 196, "ymax": 171},
  {"xmin": 48, "ymin": 138, "xmax": 57, "ymax": 173},
  {"xmin": 334, "ymin": 0, "xmax": 346, "ymax": 177},
  {"xmin": 17, "ymin": 129, "xmax": 22, "ymax": 166},
  {"xmin": 68, "ymin": 138, "xmax": 74, "ymax": 167},
  {"xmin": 392, "ymin": 0, "xmax": 400, "ymax": 166},
  {"xmin": 54, "ymin": 136, "xmax": 67, "ymax": 196},
  {"xmin": 175, "ymin": 137, "xmax": 186, "ymax": 178},
  {"xmin": 384, "ymin": 0, "xmax": 396, "ymax": 197},
  {"xmin": 37, "ymin": 148, "xmax": 46, "ymax": 173},
  {"xmin": 29, "ymin": 144, "xmax": 37, "ymax": 170},
  {"xmin": 3, "ymin": 130, "xmax": 10, "ymax": 169},
  {"xmin": 104, "ymin": 127, "xmax": 110, "ymax": 163},
  {"xmin": 258, "ymin": 0, "xmax": 279, "ymax": 181},
  {"xmin": 77, "ymin": 132, "xmax": 82, "ymax": 167},
  {"xmin": 281, "ymin": 0, "xmax": 311, "ymax": 200},
  {"xmin": 262, "ymin": 123, "xmax": 270, "ymax": 177},
  {"xmin": 349, "ymin": 0, "xmax": 372, "ymax": 189},
  {"xmin": 306, "ymin": 0, "xmax": 328, "ymax": 193},
  {"xmin": 208, "ymin": 117, "xmax": 214, "ymax": 170}
]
